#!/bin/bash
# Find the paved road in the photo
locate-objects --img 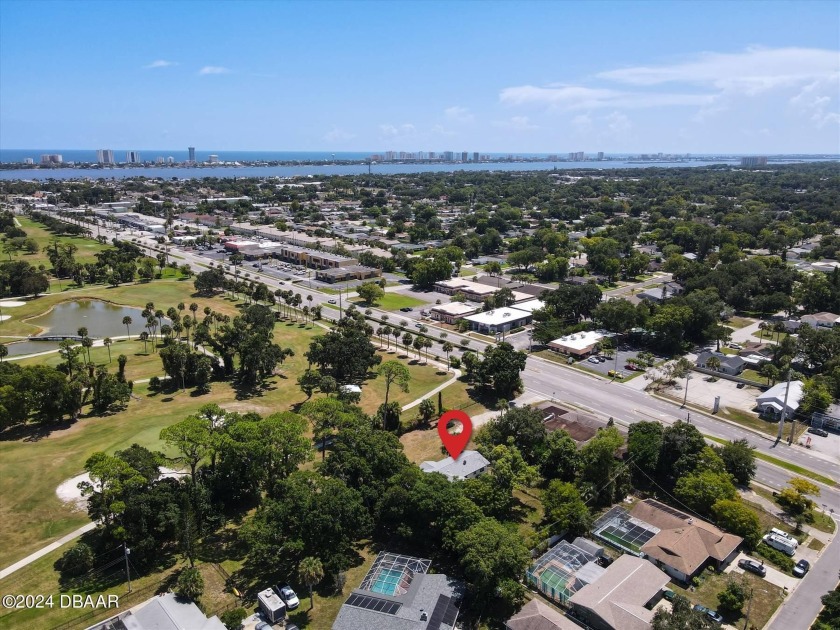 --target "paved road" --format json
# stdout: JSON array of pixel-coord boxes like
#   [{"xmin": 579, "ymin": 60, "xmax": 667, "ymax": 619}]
[
  {"xmin": 48, "ymin": 213, "xmax": 840, "ymax": 500},
  {"xmin": 767, "ymin": 515, "xmax": 839, "ymax": 630}
]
